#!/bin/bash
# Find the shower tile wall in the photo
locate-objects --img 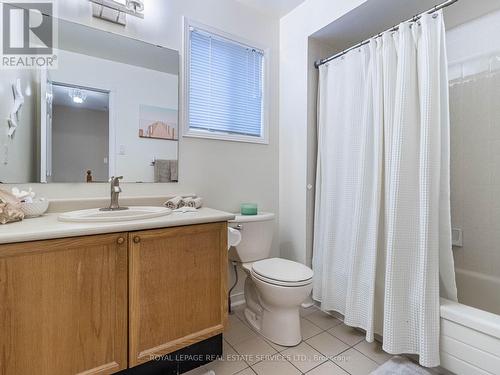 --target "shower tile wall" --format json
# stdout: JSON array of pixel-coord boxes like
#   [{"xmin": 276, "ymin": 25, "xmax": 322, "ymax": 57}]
[{"xmin": 450, "ymin": 72, "xmax": 500, "ymax": 278}]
